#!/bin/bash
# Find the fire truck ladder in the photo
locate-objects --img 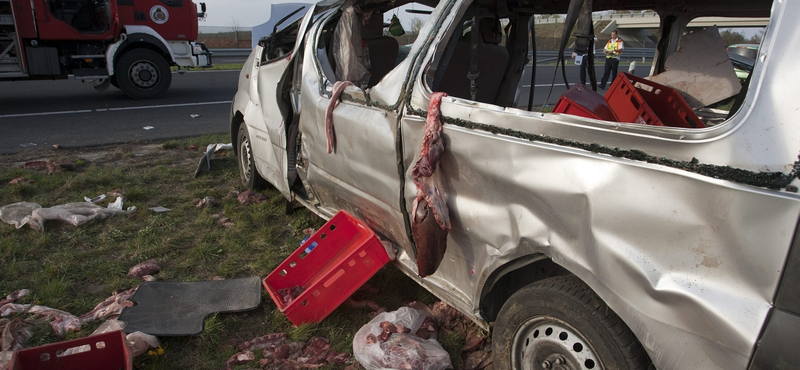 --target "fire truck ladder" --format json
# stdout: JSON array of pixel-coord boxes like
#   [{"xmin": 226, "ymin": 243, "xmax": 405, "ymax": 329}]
[{"xmin": 0, "ymin": 0, "xmax": 25, "ymax": 76}]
